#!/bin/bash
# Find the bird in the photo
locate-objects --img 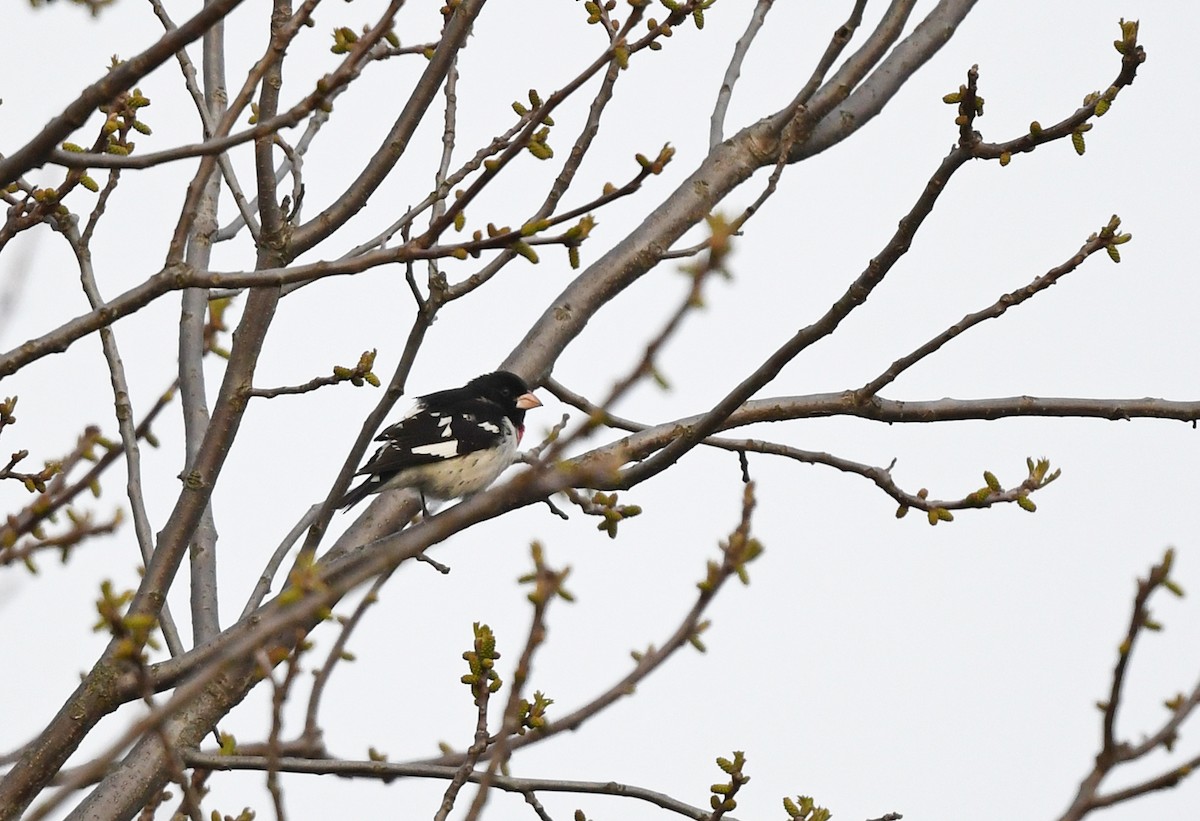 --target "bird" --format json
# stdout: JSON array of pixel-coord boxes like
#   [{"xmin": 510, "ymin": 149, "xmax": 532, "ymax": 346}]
[{"xmin": 338, "ymin": 371, "xmax": 542, "ymax": 513}]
